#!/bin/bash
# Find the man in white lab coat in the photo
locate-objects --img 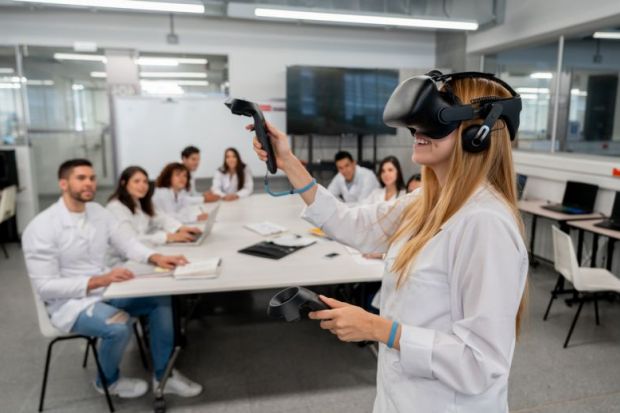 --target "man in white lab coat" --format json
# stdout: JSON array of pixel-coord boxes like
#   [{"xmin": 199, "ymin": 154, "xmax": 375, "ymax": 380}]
[
  {"xmin": 327, "ymin": 151, "xmax": 379, "ymax": 203},
  {"xmin": 181, "ymin": 145, "xmax": 220, "ymax": 203},
  {"xmin": 23, "ymin": 159, "xmax": 203, "ymax": 399}
]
